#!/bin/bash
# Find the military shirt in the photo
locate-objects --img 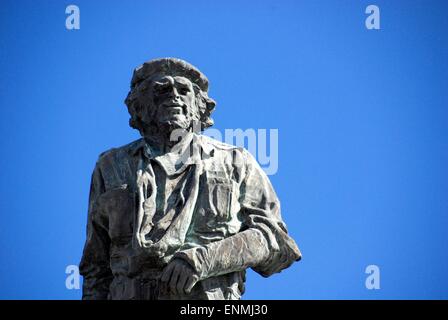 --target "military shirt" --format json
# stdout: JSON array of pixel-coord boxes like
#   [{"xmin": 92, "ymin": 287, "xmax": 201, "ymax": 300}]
[{"xmin": 79, "ymin": 133, "xmax": 301, "ymax": 300}]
